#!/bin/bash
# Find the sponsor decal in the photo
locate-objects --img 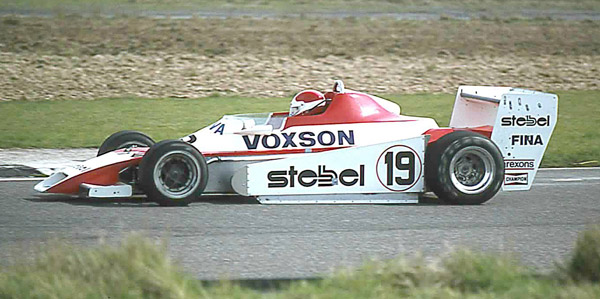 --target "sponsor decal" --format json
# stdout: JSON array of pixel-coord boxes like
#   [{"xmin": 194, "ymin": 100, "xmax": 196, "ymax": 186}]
[
  {"xmin": 267, "ymin": 165, "xmax": 365, "ymax": 188},
  {"xmin": 376, "ymin": 145, "xmax": 422, "ymax": 192},
  {"xmin": 243, "ymin": 130, "xmax": 354, "ymax": 150},
  {"xmin": 210, "ymin": 122, "xmax": 225, "ymax": 135},
  {"xmin": 504, "ymin": 159, "xmax": 535, "ymax": 170},
  {"xmin": 504, "ymin": 173, "xmax": 528, "ymax": 185},
  {"xmin": 182, "ymin": 134, "xmax": 197, "ymax": 144},
  {"xmin": 501, "ymin": 115, "xmax": 550, "ymax": 127},
  {"xmin": 511, "ymin": 134, "xmax": 543, "ymax": 146},
  {"xmin": 73, "ymin": 164, "xmax": 90, "ymax": 172}
]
